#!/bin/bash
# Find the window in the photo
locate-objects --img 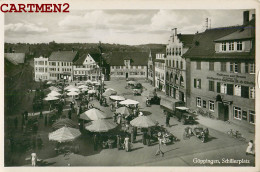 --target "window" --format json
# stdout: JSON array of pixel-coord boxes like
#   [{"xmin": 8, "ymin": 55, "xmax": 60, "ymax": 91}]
[
  {"xmin": 179, "ymin": 48, "xmax": 182, "ymax": 55},
  {"xmin": 249, "ymin": 111, "xmax": 255, "ymax": 124},
  {"xmin": 249, "ymin": 87, "xmax": 255, "ymax": 99},
  {"xmin": 172, "ymin": 60, "xmax": 175, "ymax": 67},
  {"xmin": 180, "ymin": 61, "xmax": 183, "ymax": 69},
  {"xmin": 221, "ymin": 42, "xmax": 226, "ymax": 51},
  {"xmin": 249, "ymin": 63, "xmax": 255, "ymax": 74},
  {"xmin": 234, "ymin": 85, "xmax": 241, "ymax": 96},
  {"xmin": 176, "ymin": 61, "xmax": 179, "ymax": 68},
  {"xmin": 194, "ymin": 79, "xmax": 201, "ymax": 89},
  {"xmin": 241, "ymin": 86, "xmax": 249, "ymax": 98},
  {"xmin": 209, "ymin": 81, "xmax": 214, "ymax": 91},
  {"xmin": 172, "ymin": 48, "xmax": 175, "ymax": 56},
  {"xmin": 221, "ymin": 62, "xmax": 226, "ymax": 72},
  {"xmin": 233, "ymin": 107, "xmax": 242, "ymax": 120},
  {"xmin": 229, "ymin": 42, "xmax": 234, "ymax": 51},
  {"xmin": 196, "ymin": 61, "xmax": 201, "ymax": 70},
  {"xmin": 203, "ymin": 100, "xmax": 206, "ymax": 108},
  {"xmin": 209, "ymin": 101, "xmax": 215, "ymax": 111},
  {"xmin": 230, "ymin": 63, "xmax": 234, "ymax": 72},
  {"xmin": 209, "ymin": 62, "xmax": 214, "ymax": 71},
  {"xmin": 245, "ymin": 63, "xmax": 249, "ymax": 73},
  {"xmin": 196, "ymin": 97, "xmax": 201, "ymax": 107},
  {"xmin": 237, "ymin": 41, "xmax": 242, "ymax": 51},
  {"xmin": 242, "ymin": 111, "xmax": 247, "ymax": 121},
  {"xmin": 221, "ymin": 83, "xmax": 227, "ymax": 94},
  {"xmin": 234, "ymin": 63, "xmax": 241, "ymax": 73},
  {"xmin": 227, "ymin": 84, "xmax": 233, "ymax": 95}
]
